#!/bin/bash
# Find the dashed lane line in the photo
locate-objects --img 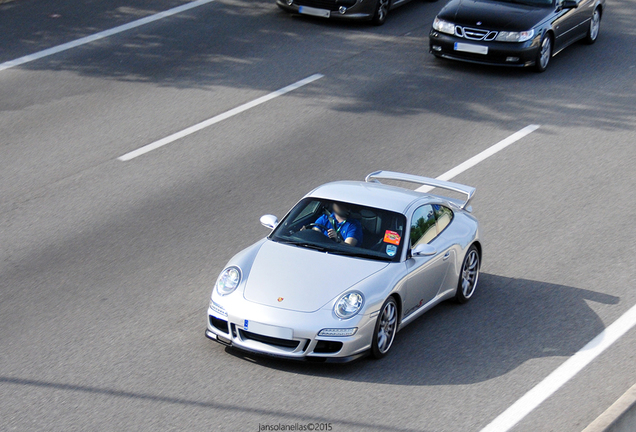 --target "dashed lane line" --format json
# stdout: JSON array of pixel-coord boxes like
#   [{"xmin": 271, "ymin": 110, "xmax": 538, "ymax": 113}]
[
  {"xmin": 0, "ymin": 0, "xmax": 216, "ymax": 72},
  {"xmin": 118, "ymin": 74, "xmax": 325, "ymax": 161}
]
